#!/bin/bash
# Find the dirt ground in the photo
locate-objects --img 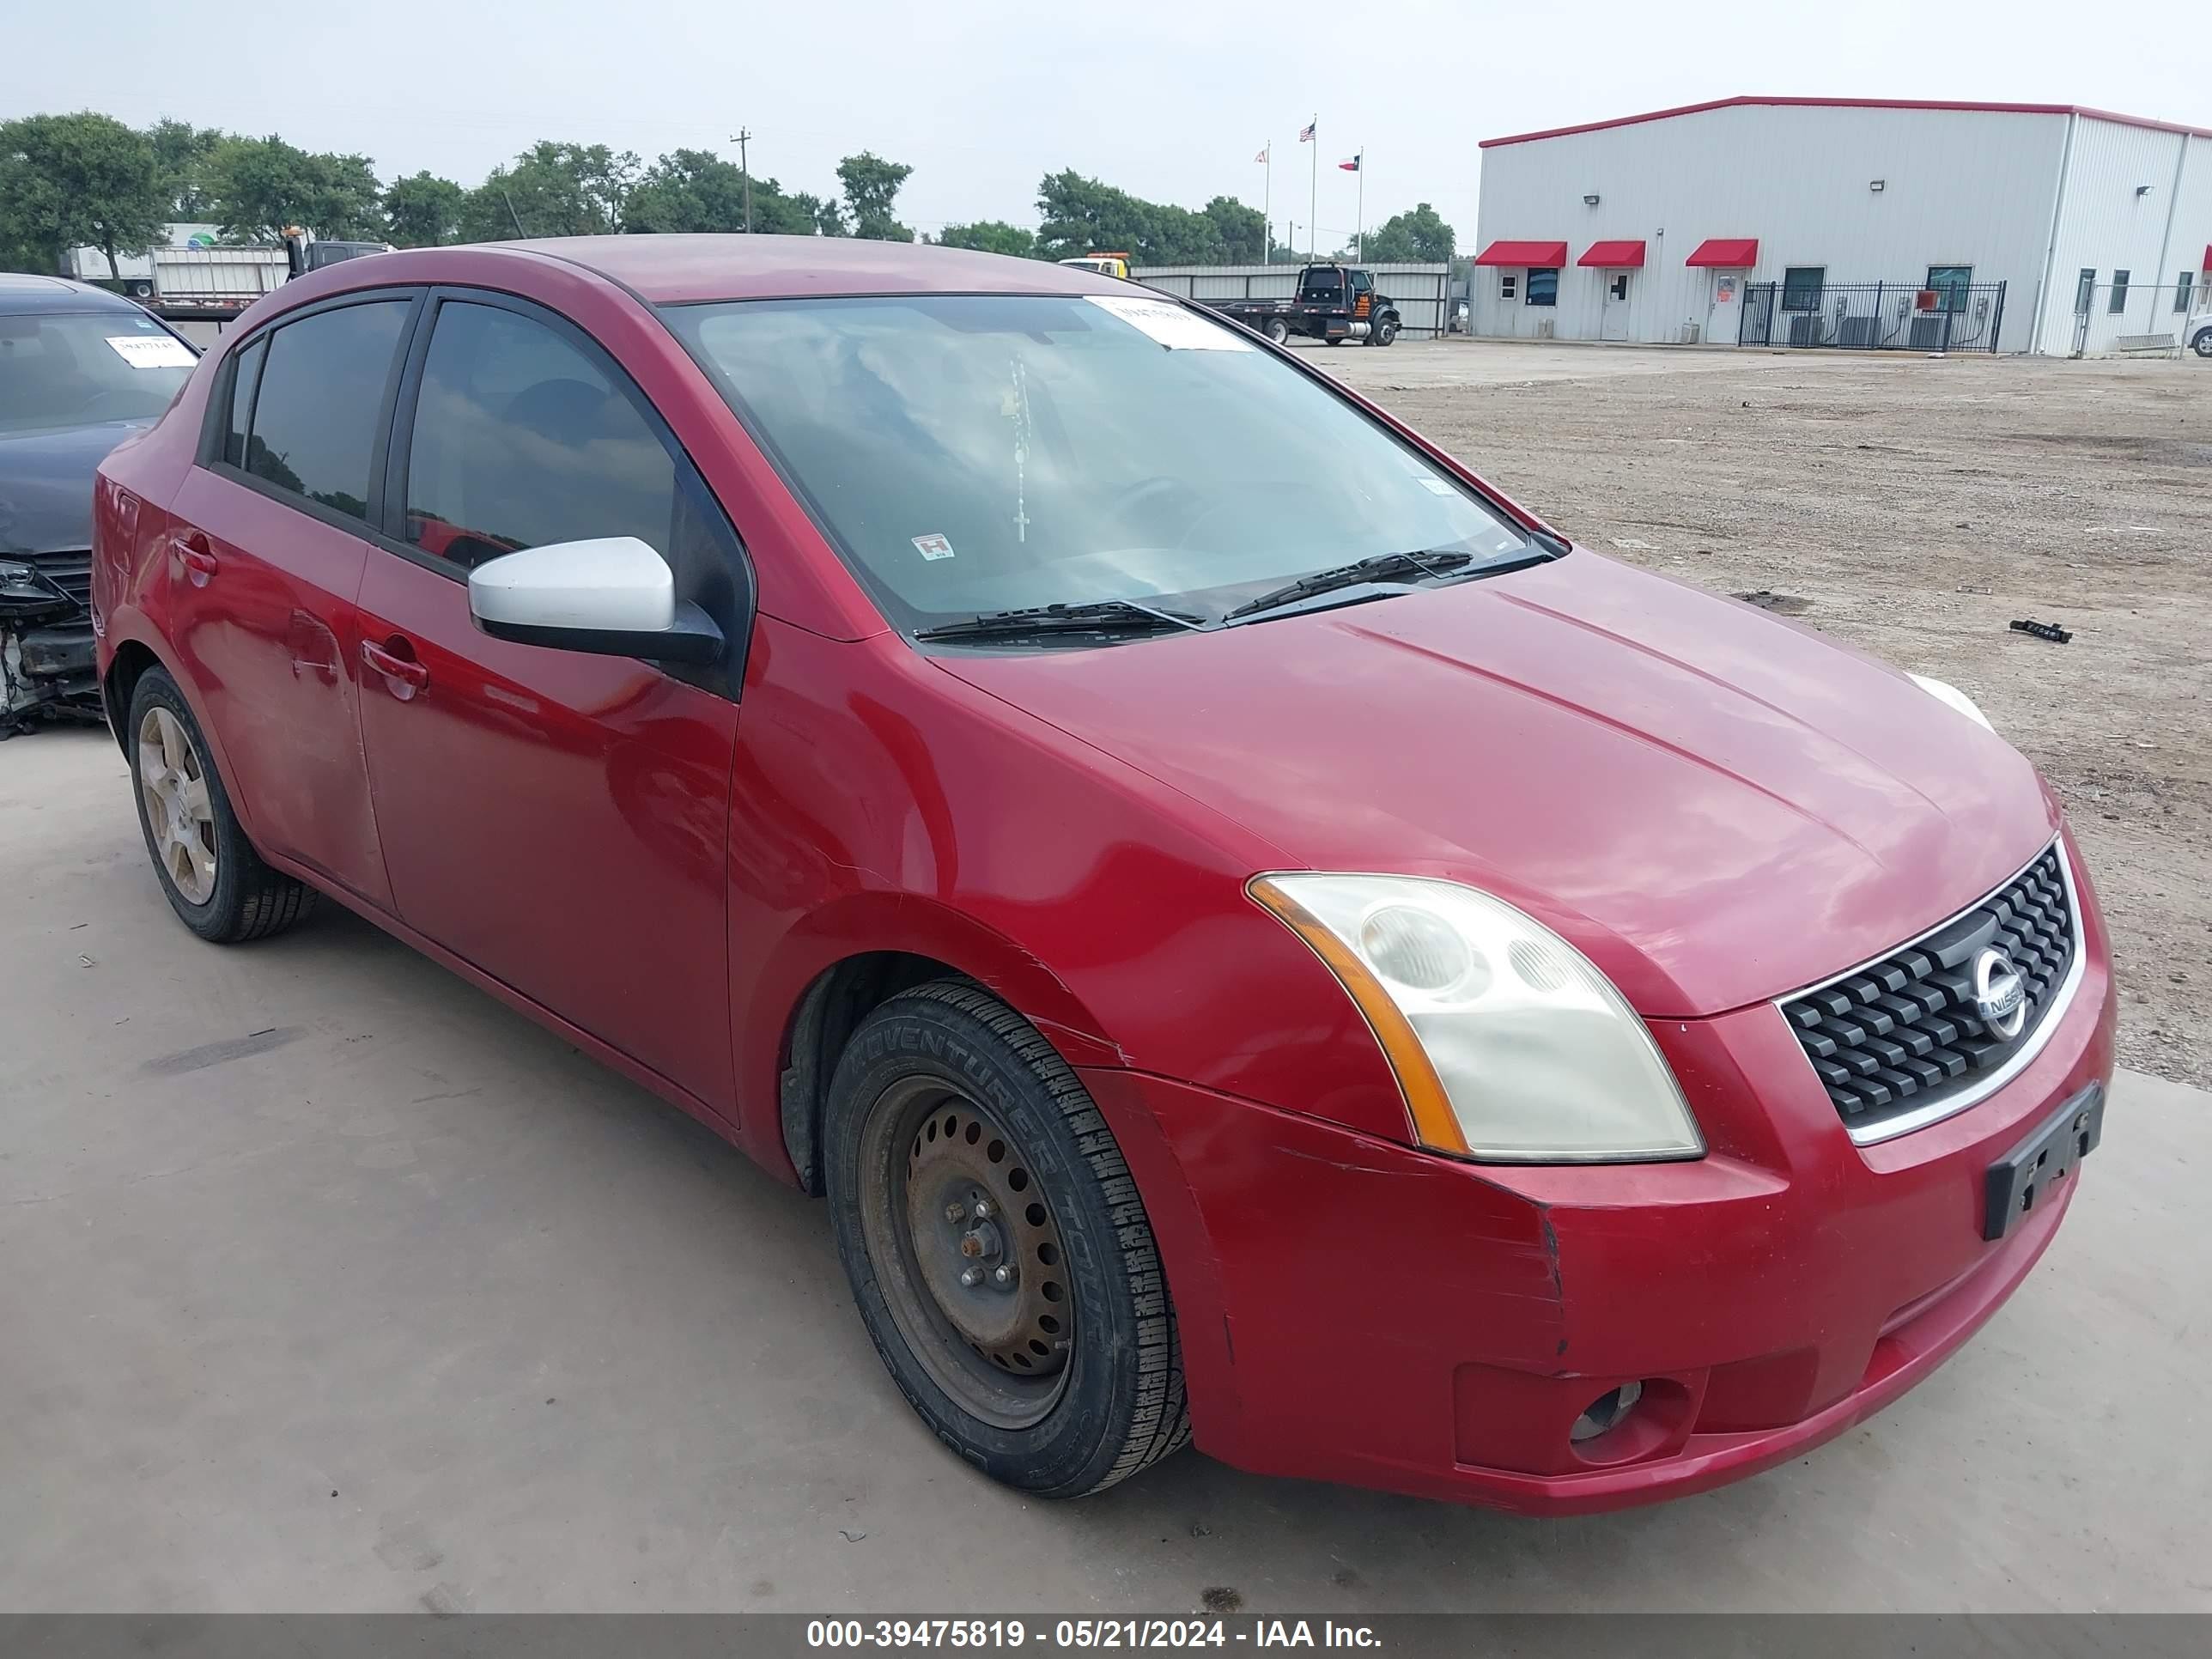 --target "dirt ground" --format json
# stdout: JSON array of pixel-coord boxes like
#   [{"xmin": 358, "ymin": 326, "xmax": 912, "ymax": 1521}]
[{"xmin": 1322, "ymin": 340, "xmax": 2210, "ymax": 1090}]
